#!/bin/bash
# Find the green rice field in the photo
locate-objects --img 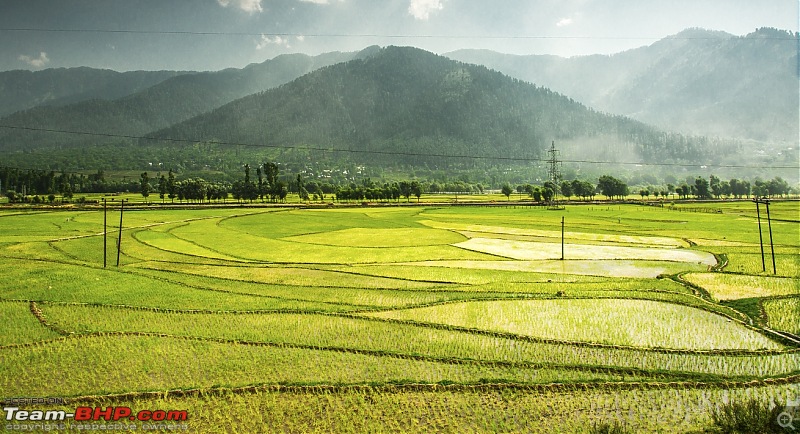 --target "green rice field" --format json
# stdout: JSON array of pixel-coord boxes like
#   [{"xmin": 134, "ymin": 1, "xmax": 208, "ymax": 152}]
[{"xmin": 0, "ymin": 201, "xmax": 798, "ymax": 433}]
